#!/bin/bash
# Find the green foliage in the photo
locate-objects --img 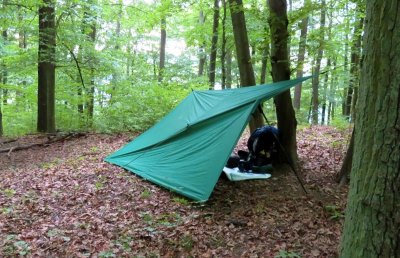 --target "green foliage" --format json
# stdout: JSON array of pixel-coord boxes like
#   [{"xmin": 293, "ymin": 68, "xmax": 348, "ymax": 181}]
[
  {"xmin": 2, "ymin": 188, "xmax": 16, "ymax": 198},
  {"xmin": 172, "ymin": 196, "xmax": 190, "ymax": 206},
  {"xmin": 98, "ymin": 250, "xmax": 116, "ymax": 258},
  {"xmin": 140, "ymin": 188, "xmax": 152, "ymax": 199},
  {"xmin": 180, "ymin": 234, "xmax": 194, "ymax": 251},
  {"xmin": 275, "ymin": 249, "xmax": 301, "ymax": 258},
  {"xmin": 324, "ymin": 205, "xmax": 345, "ymax": 220},
  {"xmin": 330, "ymin": 116, "xmax": 352, "ymax": 131},
  {"xmin": 0, "ymin": 0, "xmax": 363, "ymax": 135},
  {"xmin": 1, "ymin": 235, "xmax": 30, "ymax": 256}
]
